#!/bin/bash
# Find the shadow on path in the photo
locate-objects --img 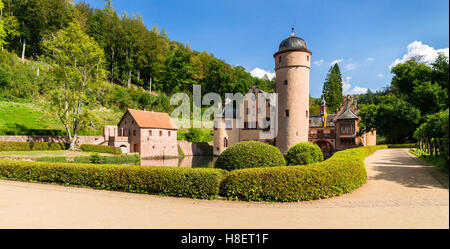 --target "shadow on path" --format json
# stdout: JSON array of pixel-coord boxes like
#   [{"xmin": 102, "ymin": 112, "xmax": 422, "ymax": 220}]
[{"xmin": 369, "ymin": 149, "xmax": 448, "ymax": 189}]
